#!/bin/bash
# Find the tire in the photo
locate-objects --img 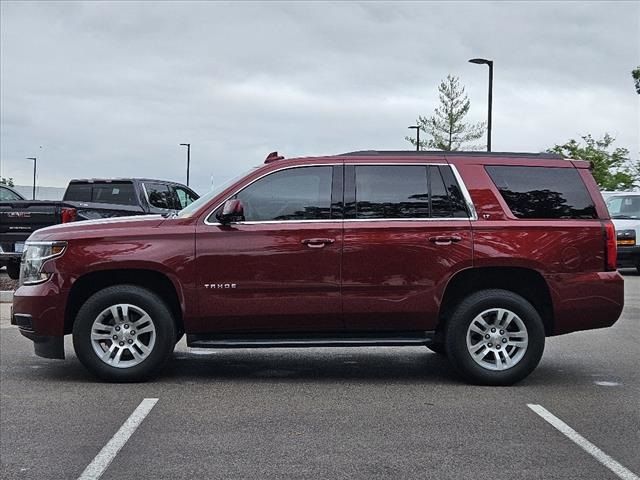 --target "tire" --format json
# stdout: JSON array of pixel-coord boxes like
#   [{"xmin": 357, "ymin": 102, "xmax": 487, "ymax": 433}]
[
  {"xmin": 72, "ymin": 285, "xmax": 176, "ymax": 382},
  {"xmin": 445, "ymin": 289, "xmax": 545, "ymax": 386},
  {"xmin": 6, "ymin": 262, "xmax": 19, "ymax": 280}
]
